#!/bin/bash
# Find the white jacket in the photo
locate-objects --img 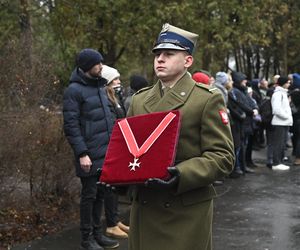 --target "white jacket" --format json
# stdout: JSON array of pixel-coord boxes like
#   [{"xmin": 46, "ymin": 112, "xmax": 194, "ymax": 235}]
[{"xmin": 271, "ymin": 86, "xmax": 293, "ymax": 126}]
